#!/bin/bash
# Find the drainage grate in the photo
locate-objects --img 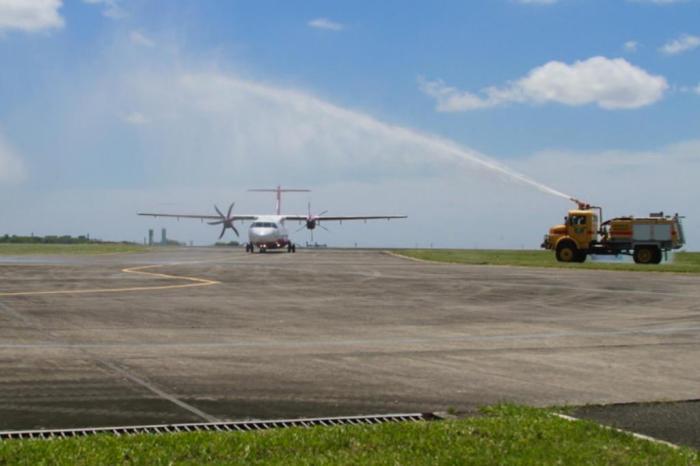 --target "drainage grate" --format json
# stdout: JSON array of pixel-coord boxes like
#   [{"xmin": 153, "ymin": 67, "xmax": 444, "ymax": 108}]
[{"xmin": 0, "ymin": 413, "xmax": 437, "ymax": 441}]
